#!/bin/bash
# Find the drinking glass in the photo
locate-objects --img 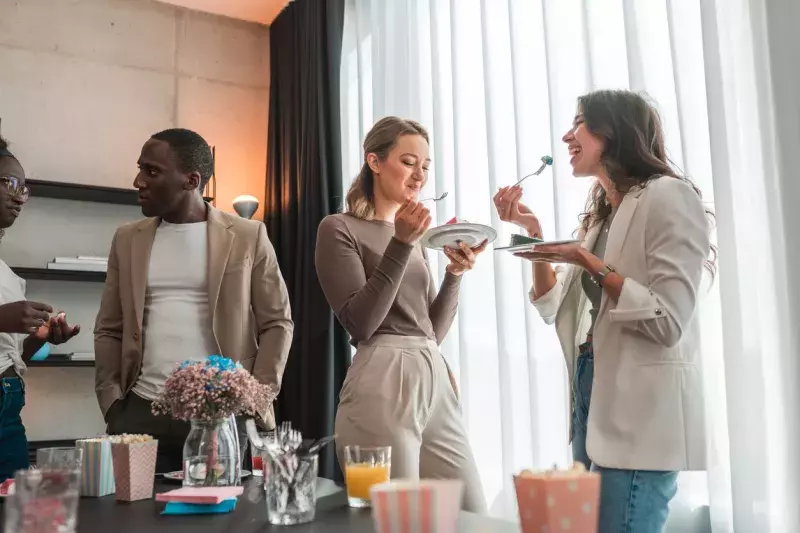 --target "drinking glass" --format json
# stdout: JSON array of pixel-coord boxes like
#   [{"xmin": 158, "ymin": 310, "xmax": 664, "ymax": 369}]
[
  {"xmin": 4, "ymin": 469, "xmax": 81, "ymax": 533},
  {"xmin": 250, "ymin": 431, "xmax": 272, "ymax": 477},
  {"xmin": 36, "ymin": 448, "xmax": 83, "ymax": 471},
  {"xmin": 343, "ymin": 445, "xmax": 391, "ymax": 508},
  {"xmin": 264, "ymin": 452, "xmax": 318, "ymax": 525}
]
